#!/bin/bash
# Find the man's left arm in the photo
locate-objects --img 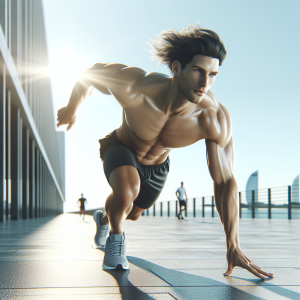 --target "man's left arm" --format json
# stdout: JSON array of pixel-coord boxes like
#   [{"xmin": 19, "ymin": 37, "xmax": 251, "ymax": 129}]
[{"xmin": 204, "ymin": 103, "xmax": 273, "ymax": 279}]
